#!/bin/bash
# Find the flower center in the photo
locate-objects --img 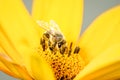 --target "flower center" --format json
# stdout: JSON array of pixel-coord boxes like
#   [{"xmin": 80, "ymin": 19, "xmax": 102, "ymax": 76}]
[{"xmin": 37, "ymin": 20, "xmax": 85, "ymax": 80}]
